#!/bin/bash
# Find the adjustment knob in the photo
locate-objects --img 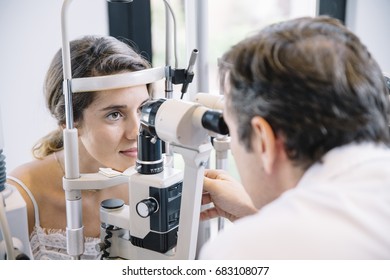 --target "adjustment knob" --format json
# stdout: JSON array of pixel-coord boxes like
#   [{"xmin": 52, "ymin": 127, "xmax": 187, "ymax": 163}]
[
  {"xmin": 101, "ymin": 198, "xmax": 124, "ymax": 210},
  {"xmin": 136, "ymin": 198, "xmax": 158, "ymax": 218}
]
